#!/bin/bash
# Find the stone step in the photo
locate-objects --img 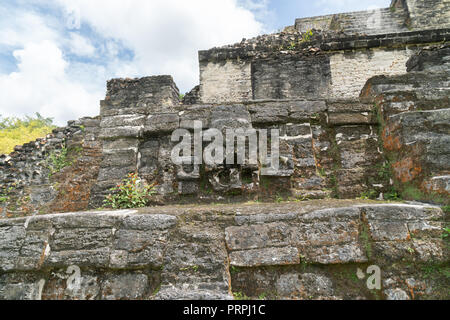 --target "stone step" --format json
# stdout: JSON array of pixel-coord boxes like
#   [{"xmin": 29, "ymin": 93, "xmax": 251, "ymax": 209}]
[{"xmin": 0, "ymin": 201, "xmax": 446, "ymax": 300}]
